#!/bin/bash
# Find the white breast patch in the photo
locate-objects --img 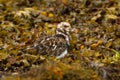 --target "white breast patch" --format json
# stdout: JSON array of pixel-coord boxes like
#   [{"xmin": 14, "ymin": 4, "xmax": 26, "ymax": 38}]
[{"xmin": 56, "ymin": 49, "xmax": 68, "ymax": 59}]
